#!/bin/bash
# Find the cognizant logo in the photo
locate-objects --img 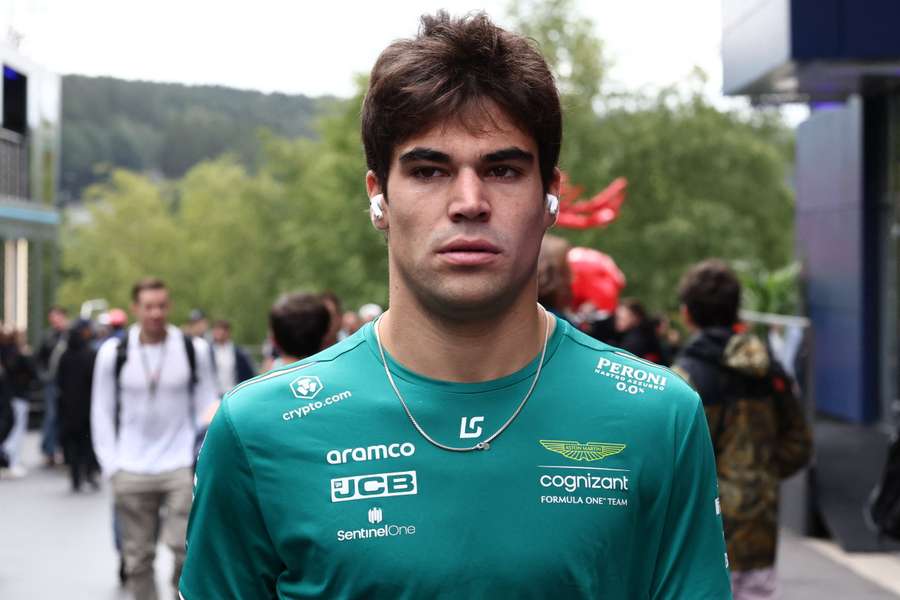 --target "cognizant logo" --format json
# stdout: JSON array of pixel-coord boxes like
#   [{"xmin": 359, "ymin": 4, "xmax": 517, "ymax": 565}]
[
  {"xmin": 539, "ymin": 473, "xmax": 629, "ymax": 493},
  {"xmin": 282, "ymin": 390, "xmax": 353, "ymax": 421},
  {"xmin": 326, "ymin": 442, "xmax": 415, "ymax": 464}
]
